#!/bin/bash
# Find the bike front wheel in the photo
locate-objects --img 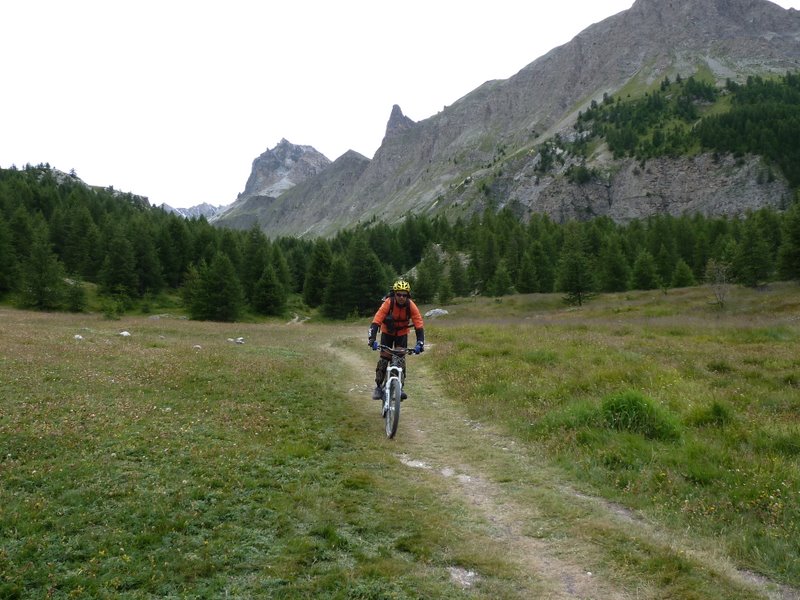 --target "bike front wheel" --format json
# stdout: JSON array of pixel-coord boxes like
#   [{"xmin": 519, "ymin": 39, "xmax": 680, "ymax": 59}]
[{"xmin": 385, "ymin": 379, "xmax": 401, "ymax": 438}]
